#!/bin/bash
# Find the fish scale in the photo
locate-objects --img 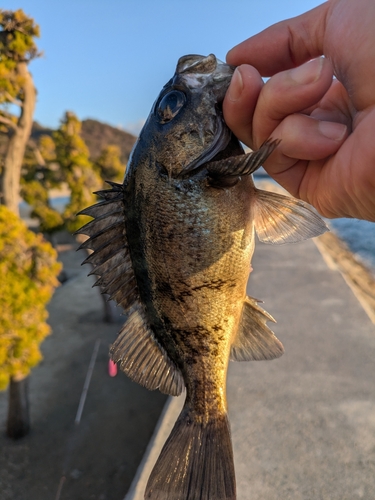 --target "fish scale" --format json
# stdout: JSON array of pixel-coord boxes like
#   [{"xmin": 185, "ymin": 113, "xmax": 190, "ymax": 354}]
[{"xmin": 140, "ymin": 181, "xmax": 250, "ymax": 356}]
